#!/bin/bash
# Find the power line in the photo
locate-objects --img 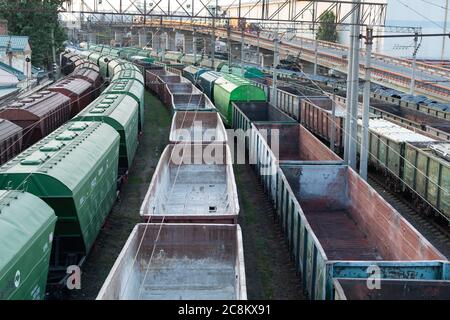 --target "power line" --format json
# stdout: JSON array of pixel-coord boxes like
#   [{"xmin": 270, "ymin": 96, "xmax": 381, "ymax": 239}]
[
  {"xmin": 419, "ymin": 0, "xmax": 450, "ymax": 11},
  {"xmin": 395, "ymin": 0, "xmax": 444, "ymax": 29}
]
